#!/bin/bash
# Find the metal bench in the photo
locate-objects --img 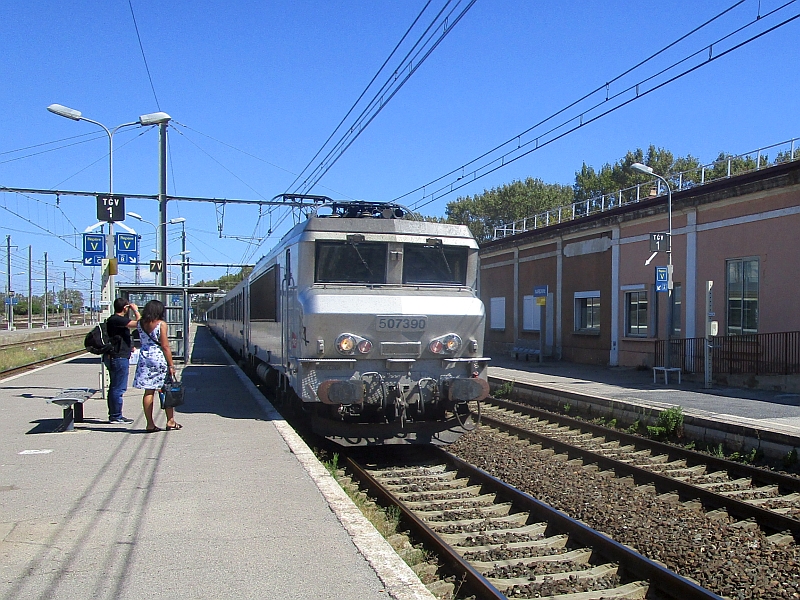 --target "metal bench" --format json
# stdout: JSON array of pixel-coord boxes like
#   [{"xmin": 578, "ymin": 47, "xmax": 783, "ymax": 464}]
[
  {"xmin": 653, "ymin": 366, "xmax": 681, "ymax": 385},
  {"xmin": 512, "ymin": 340, "xmax": 540, "ymax": 361},
  {"xmin": 47, "ymin": 388, "xmax": 97, "ymax": 432}
]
